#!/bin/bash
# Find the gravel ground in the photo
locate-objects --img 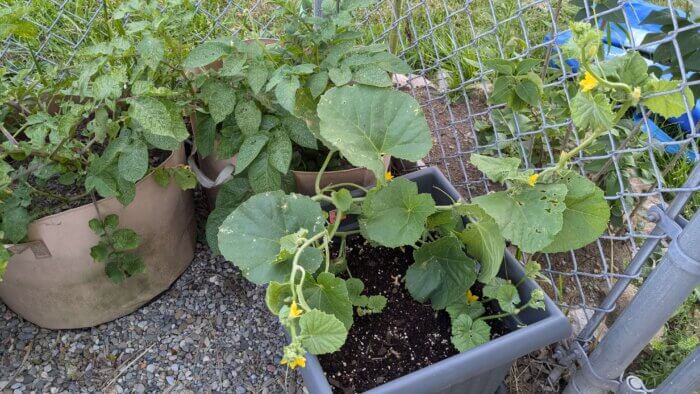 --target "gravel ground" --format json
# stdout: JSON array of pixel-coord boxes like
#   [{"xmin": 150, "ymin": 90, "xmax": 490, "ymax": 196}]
[{"xmin": 0, "ymin": 243, "xmax": 304, "ymax": 393}]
